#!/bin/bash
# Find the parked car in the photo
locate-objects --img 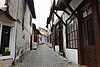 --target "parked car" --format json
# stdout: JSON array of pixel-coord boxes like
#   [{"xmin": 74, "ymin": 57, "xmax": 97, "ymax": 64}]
[{"xmin": 32, "ymin": 42, "xmax": 37, "ymax": 50}]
